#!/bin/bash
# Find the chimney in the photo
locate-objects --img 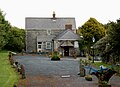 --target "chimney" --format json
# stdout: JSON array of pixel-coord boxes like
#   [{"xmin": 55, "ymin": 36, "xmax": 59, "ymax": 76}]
[
  {"xmin": 53, "ymin": 11, "xmax": 56, "ymax": 19},
  {"xmin": 65, "ymin": 24, "xmax": 72, "ymax": 30}
]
